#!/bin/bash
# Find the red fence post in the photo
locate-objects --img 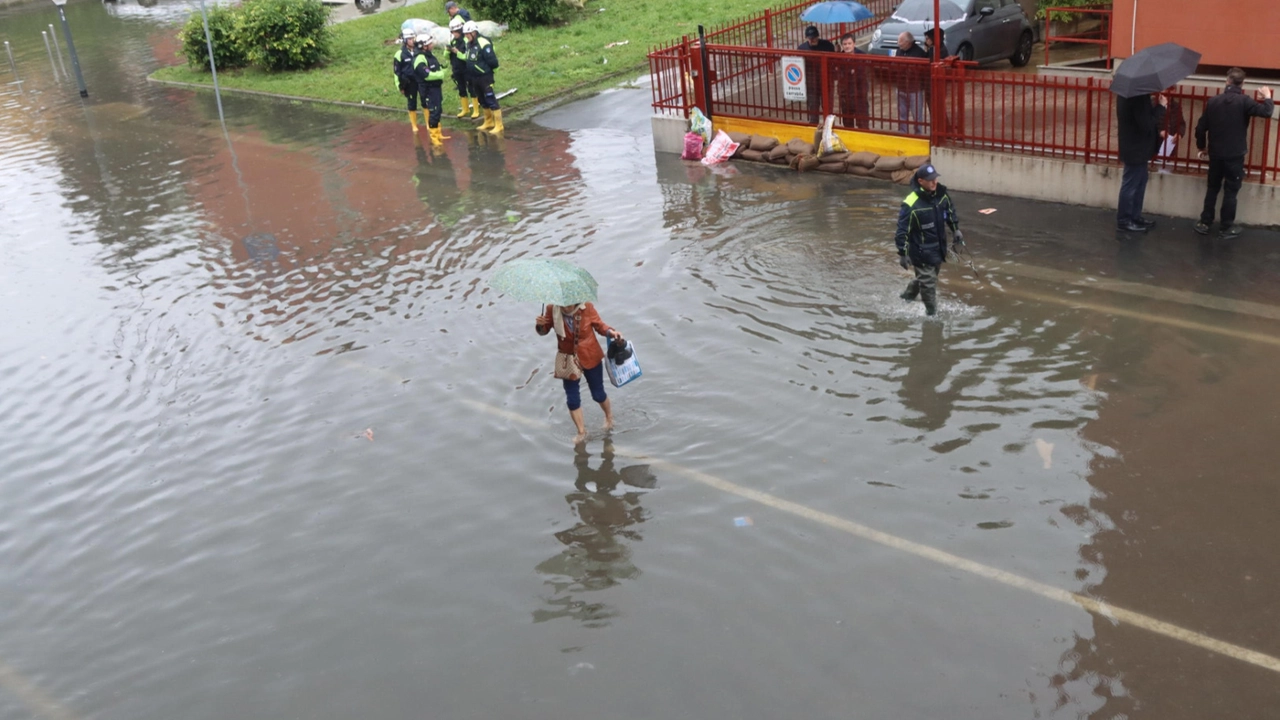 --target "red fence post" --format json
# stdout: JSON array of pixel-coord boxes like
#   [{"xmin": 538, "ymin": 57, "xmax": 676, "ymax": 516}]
[
  {"xmin": 690, "ymin": 38, "xmax": 707, "ymax": 117},
  {"xmin": 821, "ymin": 55, "xmax": 831, "ymax": 118},
  {"xmin": 1083, "ymin": 77, "xmax": 1094, "ymax": 165},
  {"xmin": 765, "ymin": 8, "xmax": 774, "ymax": 48}
]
